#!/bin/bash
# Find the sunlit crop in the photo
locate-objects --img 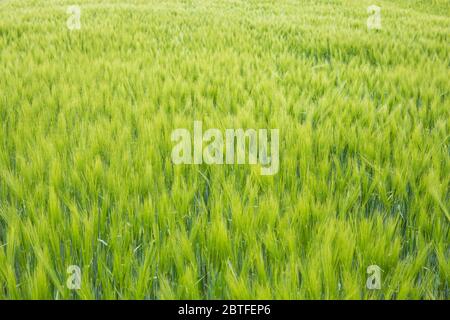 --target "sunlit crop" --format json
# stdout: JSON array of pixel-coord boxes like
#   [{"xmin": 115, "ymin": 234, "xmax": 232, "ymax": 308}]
[{"xmin": 0, "ymin": 0, "xmax": 448, "ymax": 299}]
